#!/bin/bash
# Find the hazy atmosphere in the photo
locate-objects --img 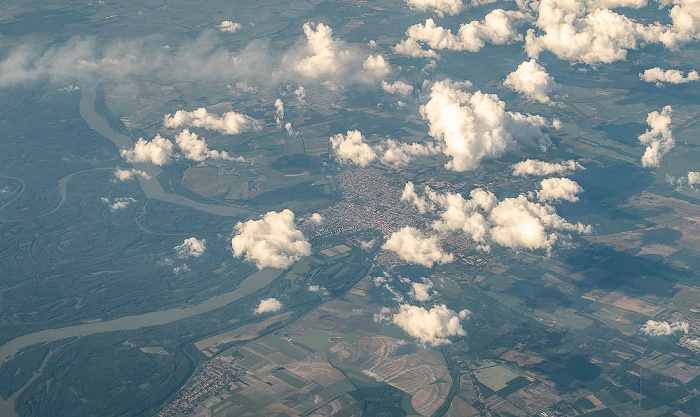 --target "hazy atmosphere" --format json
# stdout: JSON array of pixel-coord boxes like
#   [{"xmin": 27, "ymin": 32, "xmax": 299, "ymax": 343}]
[{"xmin": 0, "ymin": 0, "xmax": 699, "ymax": 416}]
